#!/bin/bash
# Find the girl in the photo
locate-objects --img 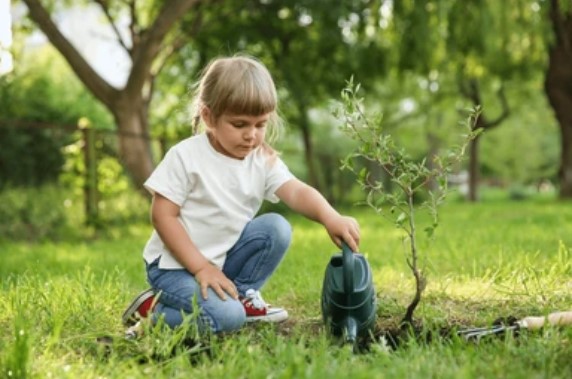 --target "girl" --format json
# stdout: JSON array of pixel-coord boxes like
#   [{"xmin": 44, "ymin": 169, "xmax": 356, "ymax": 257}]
[{"xmin": 122, "ymin": 55, "xmax": 360, "ymax": 334}]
